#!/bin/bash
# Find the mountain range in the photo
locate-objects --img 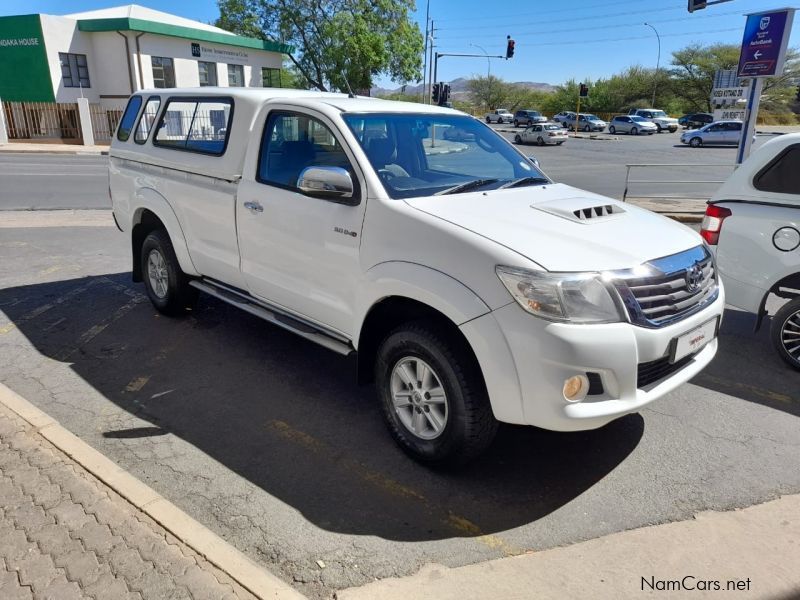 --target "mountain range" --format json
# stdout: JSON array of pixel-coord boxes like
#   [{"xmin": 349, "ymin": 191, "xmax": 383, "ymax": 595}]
[{"xmin": 371, "ymin": 77, "xmax": 557, "ymax": 98}]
